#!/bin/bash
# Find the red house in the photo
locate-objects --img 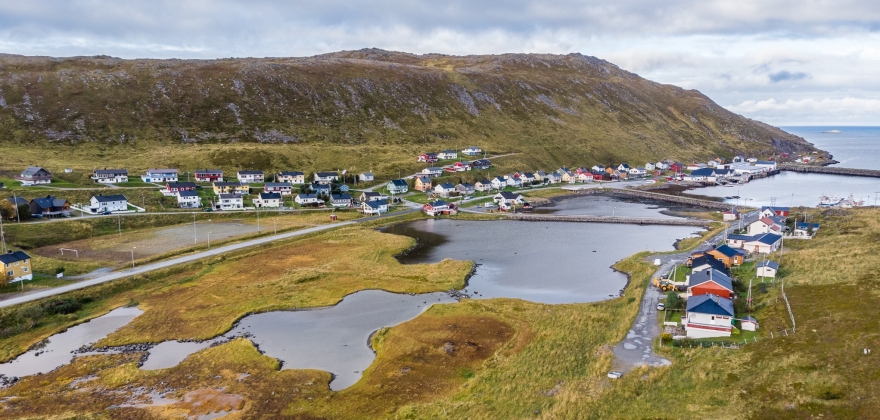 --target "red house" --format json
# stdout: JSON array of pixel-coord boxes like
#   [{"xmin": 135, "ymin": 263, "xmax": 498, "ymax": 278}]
[
  {"xmin": 591, "ymin": 172, "xmax": 605, "ymax": 181},
  {"xmin": 687, "ymin": 269, "xmax": 734, "ymax": 299},
  {"xmin": 194, "ymin": 169, "xmax": 223, "ymax": 182},
  {"xmin": 417, "ymin": 153, "xmax": 439, "ymax": 163},
  {"xmin": 670, "ymin": 163, "xmax": 684, "ymax": 173},
  {"xmin": 166, "ymin": 182, "xmax": 198, "ymax": 195}
]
